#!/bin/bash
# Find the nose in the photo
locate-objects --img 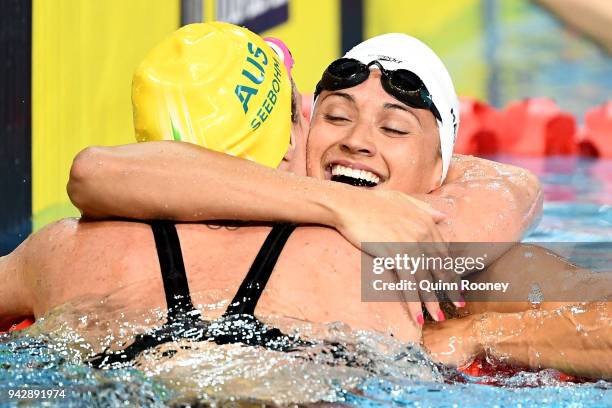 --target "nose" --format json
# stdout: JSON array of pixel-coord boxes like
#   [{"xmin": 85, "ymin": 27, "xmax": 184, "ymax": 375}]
[{"xmin": 339, "ymin": 121, "xmax": 377, "ymax": 157}]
